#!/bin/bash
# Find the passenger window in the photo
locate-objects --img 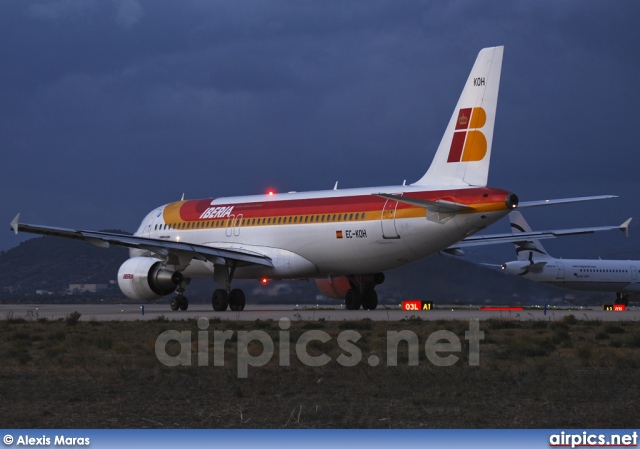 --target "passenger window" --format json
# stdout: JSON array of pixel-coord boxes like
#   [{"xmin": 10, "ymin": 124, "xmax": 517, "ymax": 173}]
[{"xmin": 349, "ymin": 213, "xmax": 354, "ymax": 220}]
